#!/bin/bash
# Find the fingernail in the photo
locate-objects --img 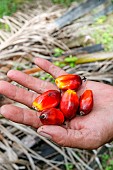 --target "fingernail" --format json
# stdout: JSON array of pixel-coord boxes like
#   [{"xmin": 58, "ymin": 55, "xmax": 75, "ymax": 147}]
[
  {"xmin": 38, "ymin": 131, "xmax": 52, "ymax": 140},
  {"xmin": 7, "ymin": 70, "xmax": 13, "ymax": 76}
]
